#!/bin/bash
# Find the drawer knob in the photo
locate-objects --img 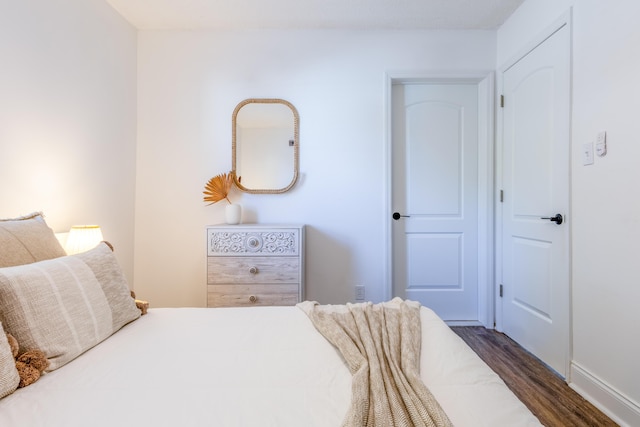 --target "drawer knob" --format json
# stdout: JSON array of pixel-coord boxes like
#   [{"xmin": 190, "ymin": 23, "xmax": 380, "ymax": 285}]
[
  {"xmin": 249, "ymin": 266, "xmax": 259, "ymax": 274},
  {"xmin": 249, "ymin": 295, "xmax": 257, "ymax": 303}
]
